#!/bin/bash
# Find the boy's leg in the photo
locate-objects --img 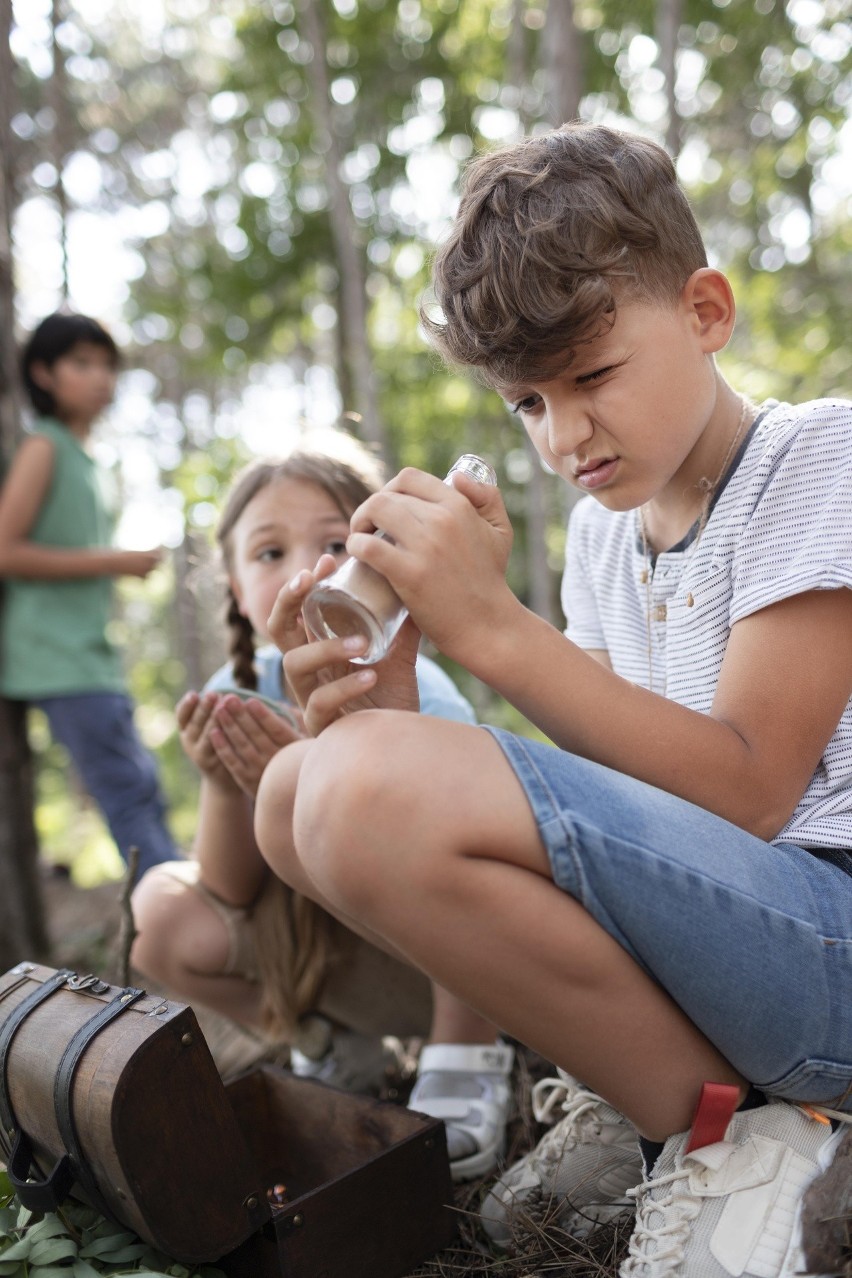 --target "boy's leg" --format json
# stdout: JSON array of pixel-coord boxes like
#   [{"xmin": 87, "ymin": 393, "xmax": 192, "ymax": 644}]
[
  {"xmin": 429, "ymin": 986, "xmax": 498, "ymax": 1044},
  {"xmin": 256, "ymin": 744, "xmax": 514, "ymax": 1177},
  {"xmin": 36, "ymin": 692, "xmax": 177, "ymax": 878},
  {"xmin": 264, "ymin": 712, "xmax": 851, "ymax": 1269},
  {"xmin": 258, "ymin": 711, "xmax": 746, "ymax": 1141}
]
